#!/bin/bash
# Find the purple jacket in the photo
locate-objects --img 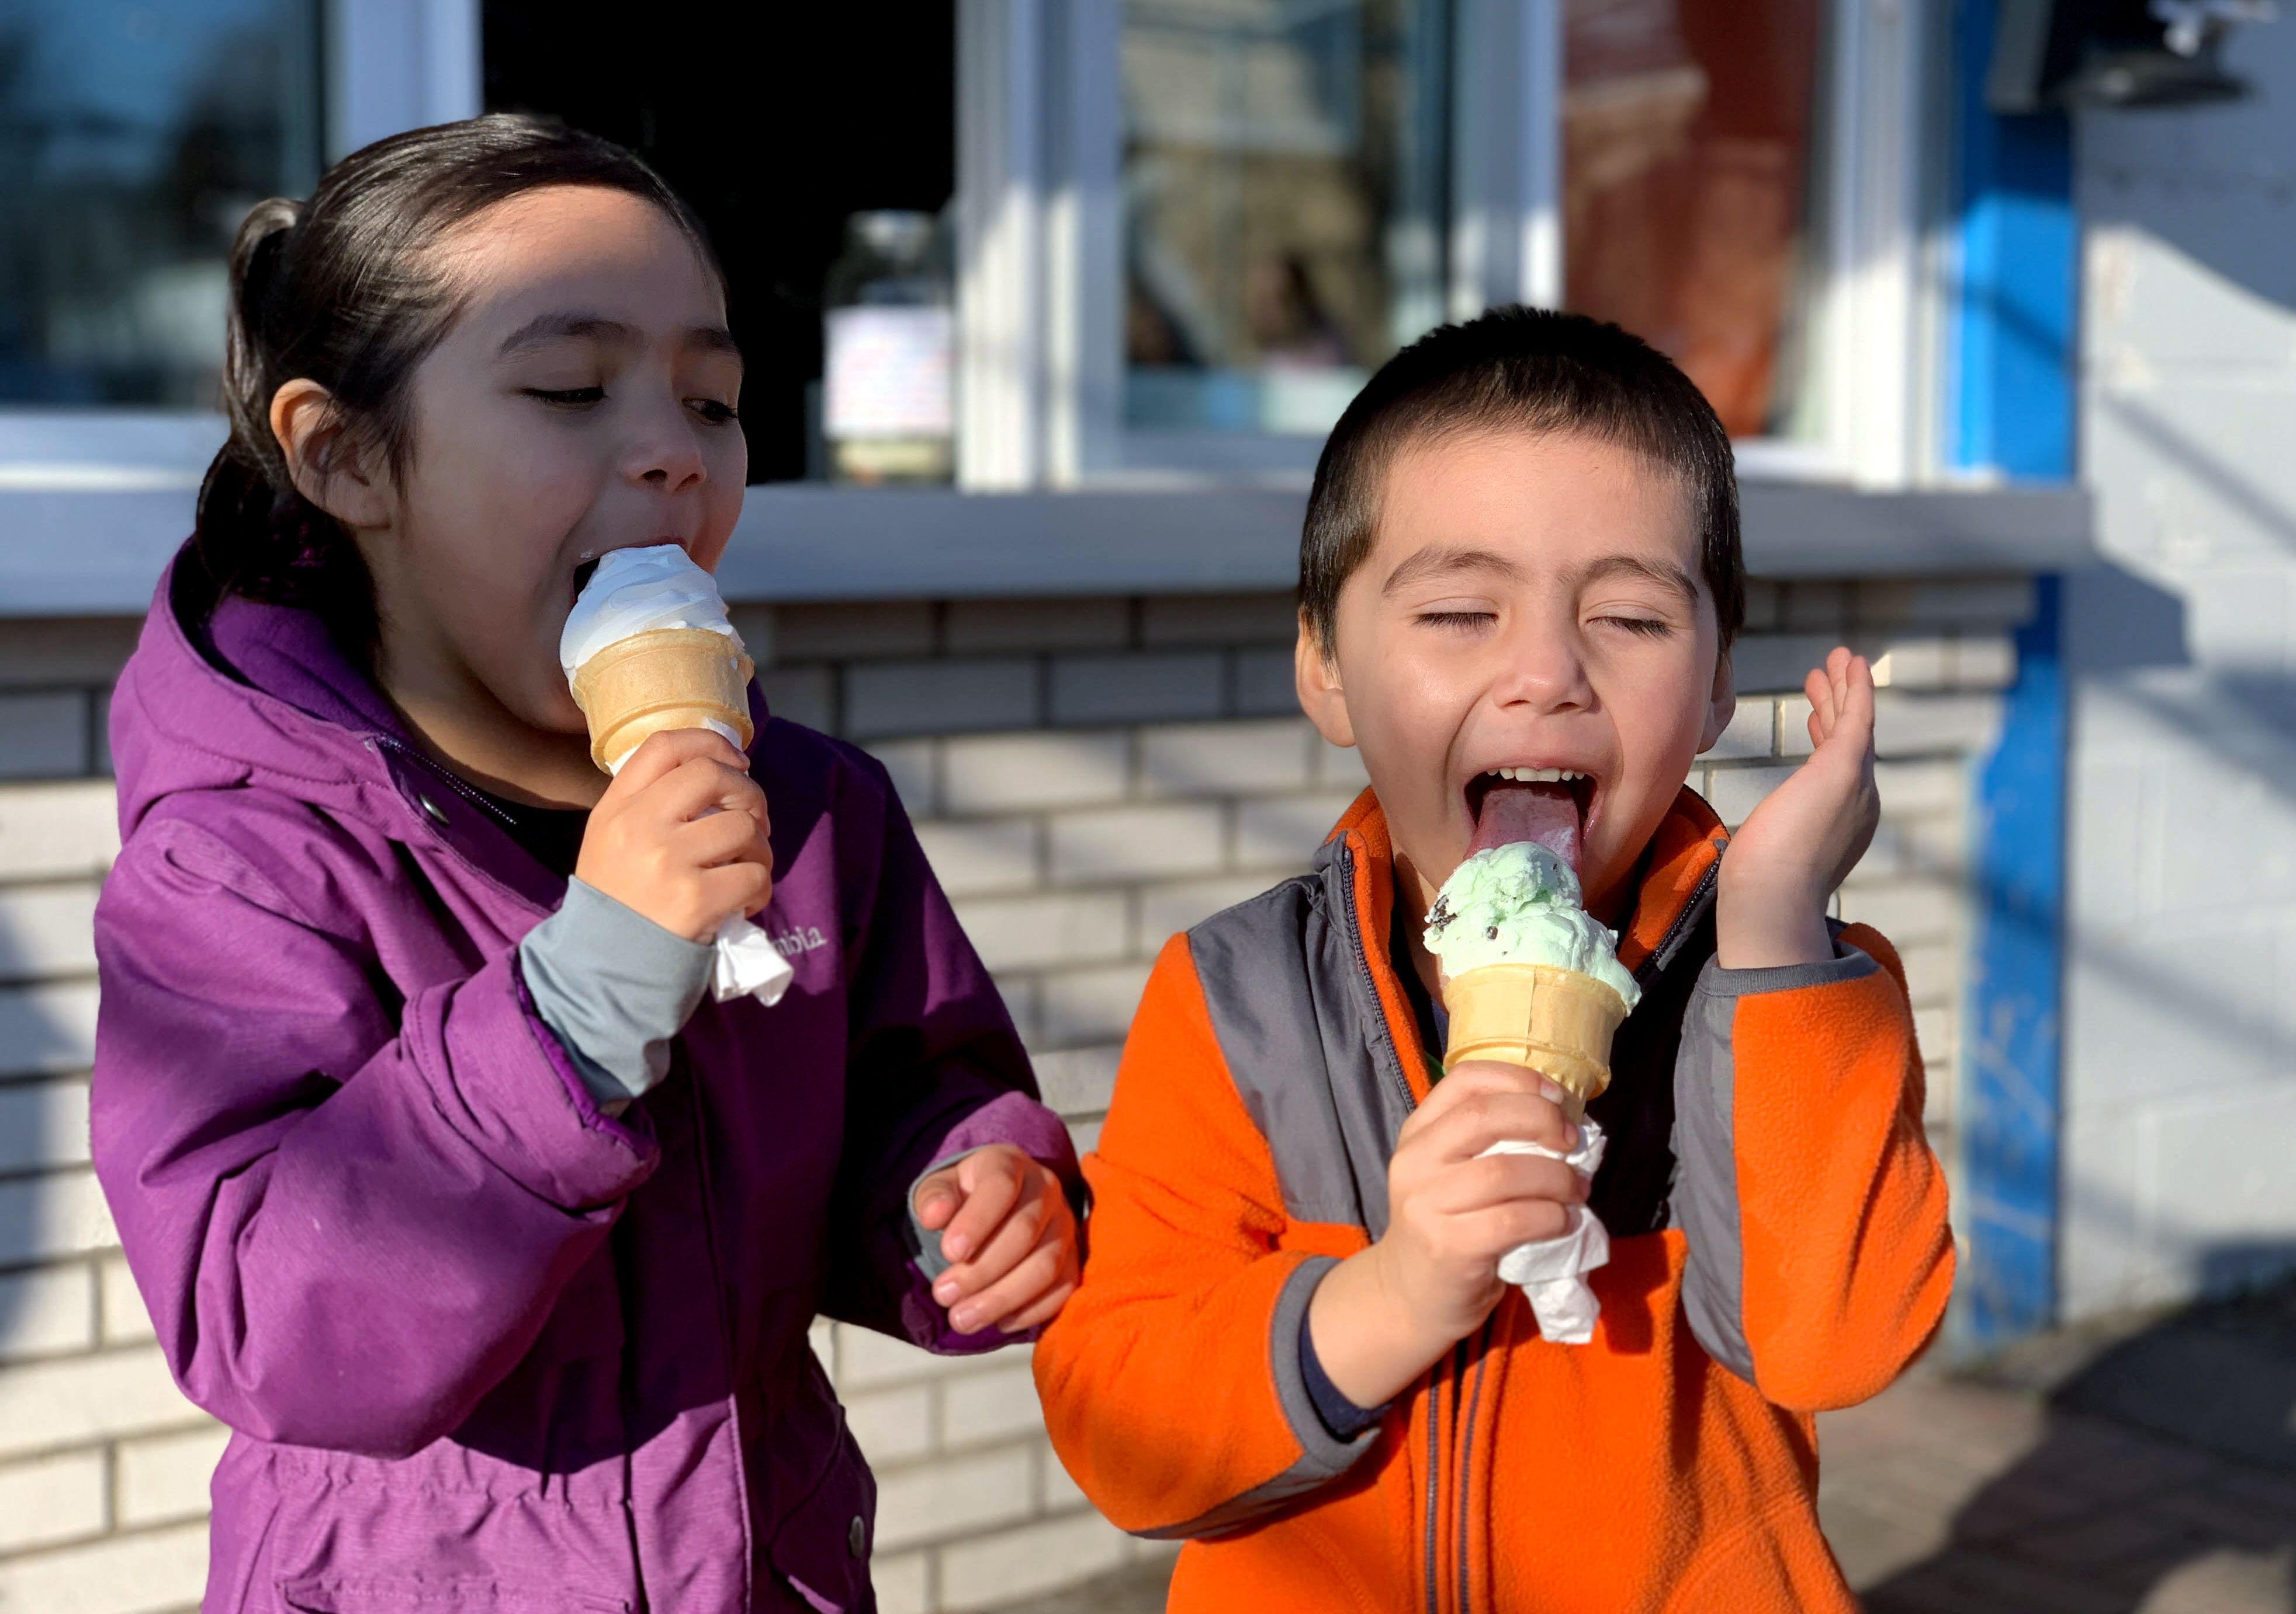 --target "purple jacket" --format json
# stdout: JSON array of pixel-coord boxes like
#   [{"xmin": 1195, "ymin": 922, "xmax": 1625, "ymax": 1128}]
[{"xmin": 91, "ymin": 554, "xmax": 1078, "ymax": 1614}]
